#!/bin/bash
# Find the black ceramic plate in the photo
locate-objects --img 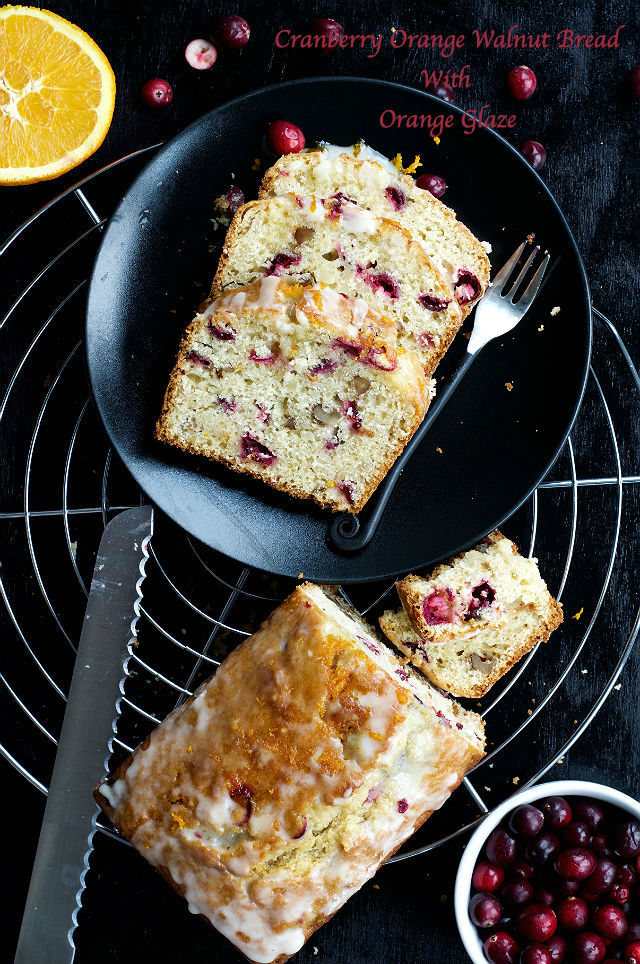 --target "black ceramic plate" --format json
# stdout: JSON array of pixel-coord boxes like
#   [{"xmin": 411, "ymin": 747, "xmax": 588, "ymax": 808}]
[{"xmin": 86, "ymin": 77, "xmax": 591, "ymax": 583}]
